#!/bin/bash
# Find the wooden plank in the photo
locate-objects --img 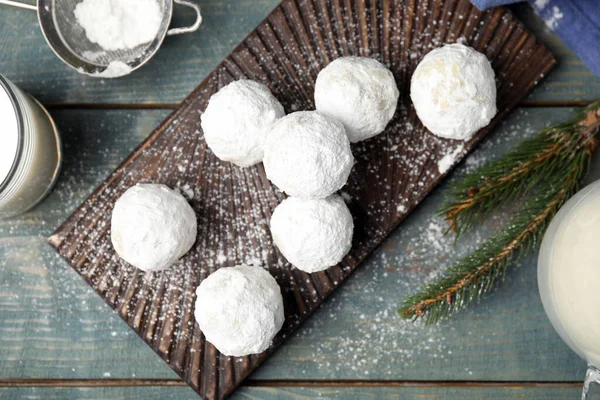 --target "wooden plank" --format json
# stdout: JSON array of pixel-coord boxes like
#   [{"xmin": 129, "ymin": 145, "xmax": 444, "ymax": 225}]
[
  {"xmin": 0, "ymin": 2, "xmax": 594, "ymax": 105},
  {"xmin": 46, "ymin": 3, "xmax": 555, "ymax": 398},
  {"xmin": 0, "ymin": 107, "xmax": 589, "ymax": 382},
  {"xmin": 0, "ymin": 110, "xmax": 176, "ymax": 380},
  {"xmin": 0, "ymin": 0, "xmax": 281, "ymax": 105},
  {"xmin": 0, "ymin": 385, "xmax": 582, "ymax": 399}
]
